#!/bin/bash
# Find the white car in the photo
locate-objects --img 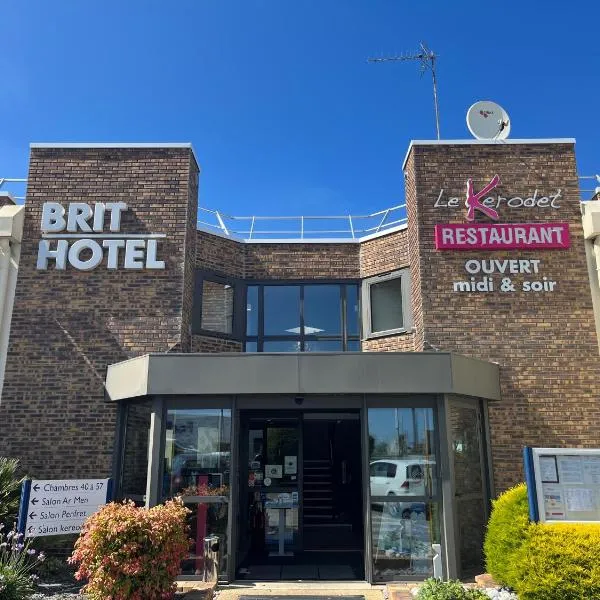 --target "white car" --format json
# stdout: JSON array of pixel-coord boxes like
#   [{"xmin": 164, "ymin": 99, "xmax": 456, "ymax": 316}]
[{"xmin": 370, "ymin": 458, "xmax": 434, "ymax": 497}]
